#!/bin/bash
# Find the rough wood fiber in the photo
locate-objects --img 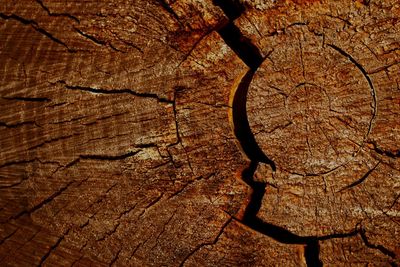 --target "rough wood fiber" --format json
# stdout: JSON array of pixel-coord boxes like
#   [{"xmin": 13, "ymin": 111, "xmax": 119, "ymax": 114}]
[
  {"xmin": 0, "ymin": 0, "xmax": 399, "ymax": 266},
  {"xmin": 237, "ymin": 0, "xmax": 399, "ymax": 265}
]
